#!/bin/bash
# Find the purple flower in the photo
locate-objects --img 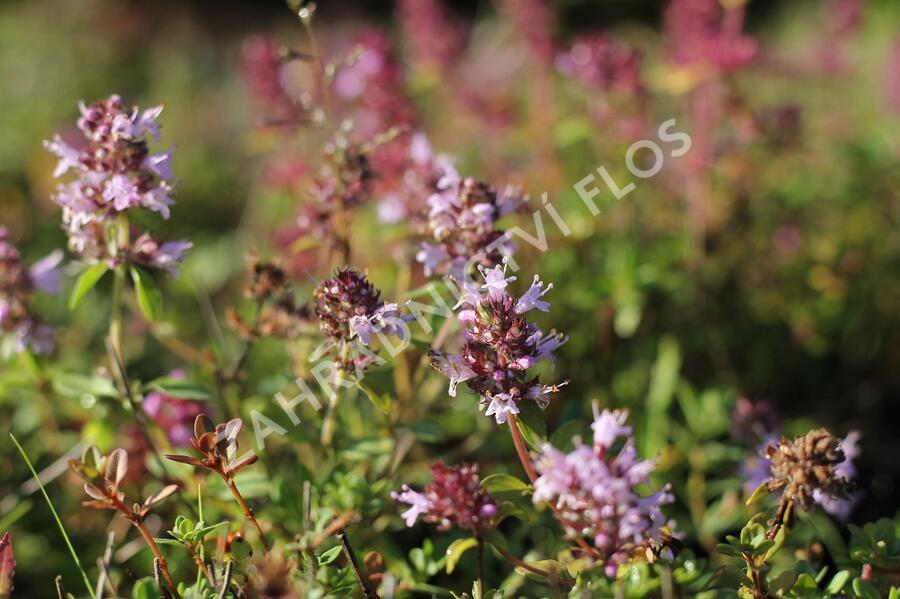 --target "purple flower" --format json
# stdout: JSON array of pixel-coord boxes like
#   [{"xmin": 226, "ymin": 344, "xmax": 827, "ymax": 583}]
[
  {"xmin": 557, "ymin": 34, "xmax": 643, "ymax": 95},
  {"xmin": 29, "ymin": 250, "xmax": 63, "ymax": 295},
  {"xmin": 142, "ymin": 373, "xmax": 206, "ymax": 447},
  {"xmin": 813, "ymin": 431, "xmax": 861, "ymax": 520},
  {"xmin": 0, "ymin": 227, "xmax": 59, "ymax": 355},
  {"xmin": 430, "ymin": 264, "xmax": 567, "ymax": 423},
  {"xmin": 663, "ymin": 0, "xmax": 757, "ymax": 74},
  {"xmin": 44, "ymin": 95, "xmax": 187, "ymax": 275},
  {"xmin": 416, "ymin": 166, "xmax": 525, "ymax": 280},
  {"xmin": 533, "ymin": 407, "xmax": 673, "ymax": 576},
  {"xmin": 130, "ymin": 235, "xmax": 192, "ymax": 277},
  {"xmin": 313, "ymin": 268, "xmax": 410, "ymax": 373},
  {"xmin": 392, "ymin": 462, "xmax": 496, "ymax": 533}
]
